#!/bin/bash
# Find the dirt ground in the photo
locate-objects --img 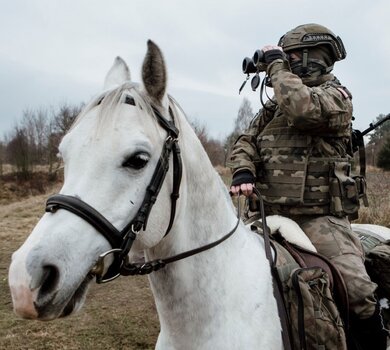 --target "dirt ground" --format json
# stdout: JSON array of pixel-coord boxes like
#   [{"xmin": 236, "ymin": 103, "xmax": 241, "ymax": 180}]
[{"xmin": 0, "ymin": 186, "xmax": 159, "ymax": 350}]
